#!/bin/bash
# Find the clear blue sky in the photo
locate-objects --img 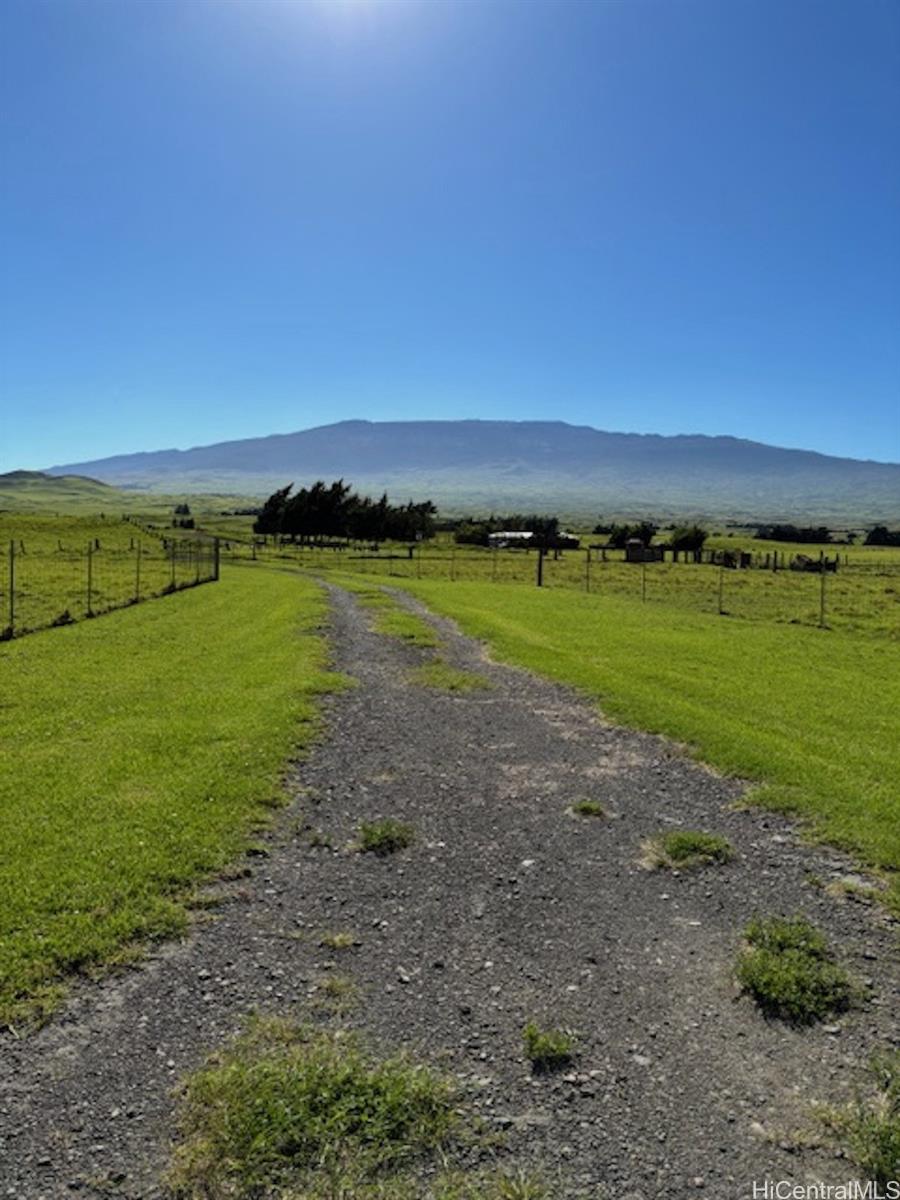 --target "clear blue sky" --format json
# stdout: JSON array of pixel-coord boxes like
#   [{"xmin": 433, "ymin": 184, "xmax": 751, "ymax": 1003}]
[{"xmin": 2, "ymin": 0, "xmax": 898, "ymax": 471}]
